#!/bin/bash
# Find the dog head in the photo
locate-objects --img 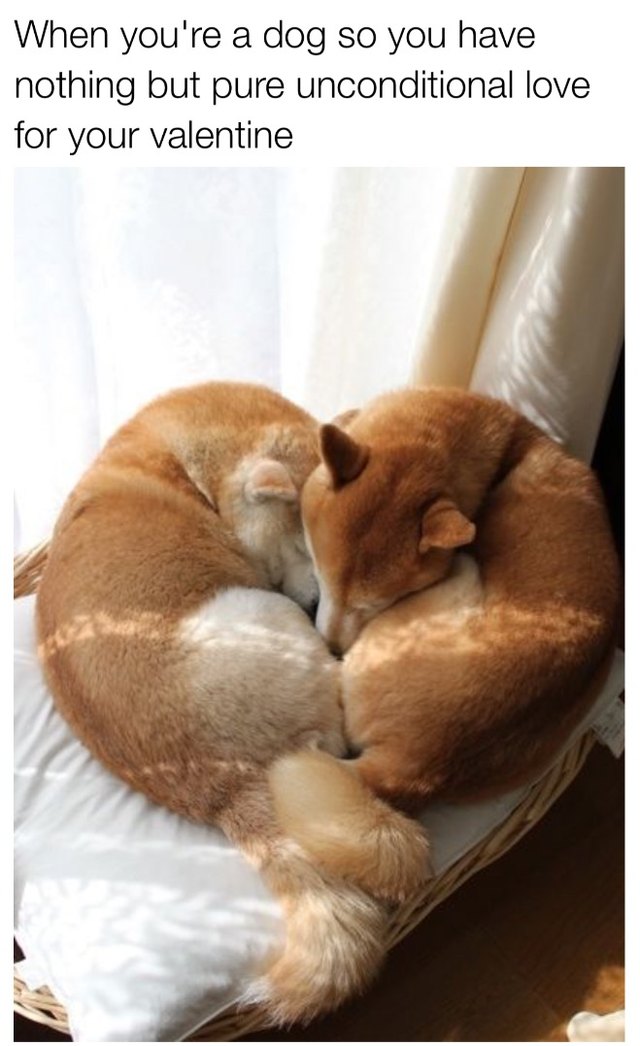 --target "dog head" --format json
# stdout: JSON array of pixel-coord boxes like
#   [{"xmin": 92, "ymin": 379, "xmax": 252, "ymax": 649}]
[
  {"xmin": 221, "ymin": 449, "xmax": 320, "ymax": 614},
  {"xmin": 302, "ymin": 415, "xmax": 476, "ymax": 652}
]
